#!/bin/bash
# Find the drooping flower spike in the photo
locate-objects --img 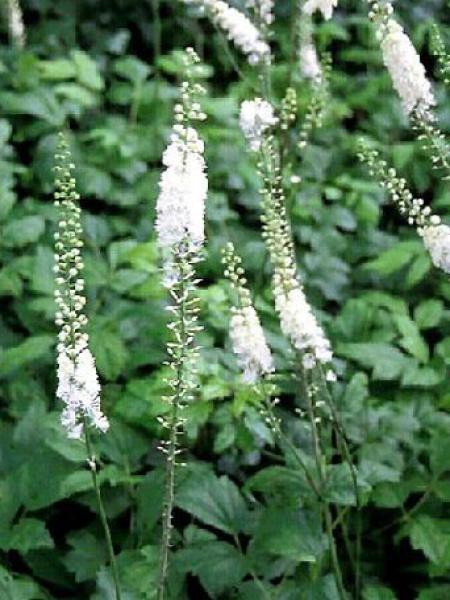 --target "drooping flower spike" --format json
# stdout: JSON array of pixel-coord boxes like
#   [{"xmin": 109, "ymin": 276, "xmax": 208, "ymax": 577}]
[
  {"xmin": 368, "ymin": 0, "xmax": 434, "ymax": 118},
  {"xmin": 184, "ymin": 0, "xmax": 271, "ymax": 65},
  {"xmin": 53, "ymin": 132, "xmax": 109, "ymax": 439},
  {"xmin": 358, "ymin": 140, "xmax": 450, "ymax": 275},
  {"xmin": 239, "ymin": 107, "xmax": 336, "ymax": 377},
  {"xmin": 222, "ymin": 243, "xmax": 274, "ymax": 383}
]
